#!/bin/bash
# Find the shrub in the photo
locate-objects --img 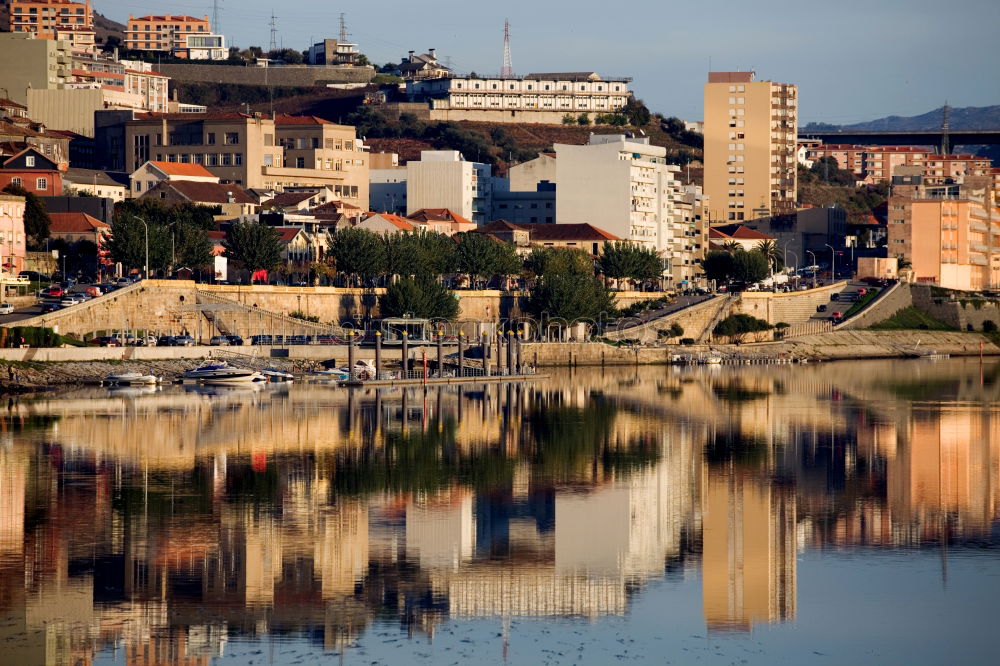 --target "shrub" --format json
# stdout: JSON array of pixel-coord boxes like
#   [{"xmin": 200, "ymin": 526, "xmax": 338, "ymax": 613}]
[
  {"xmin": 713, "ymin": 314, "xmax": 773, "ymax": 341},
  {"xmin": 668, "ymin": 322, "xmax": 684, "ymax": 338},
  {"xmin": 1, "ymin": 326, "xmax": 83, "ymax": 348},
  {"xmin": 290, "ymin": 311, "xmax": 320, "ymax": 323},
  {"xmin": 680, "ymin": 338, "xmax": 695, "ymax": 346}
]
